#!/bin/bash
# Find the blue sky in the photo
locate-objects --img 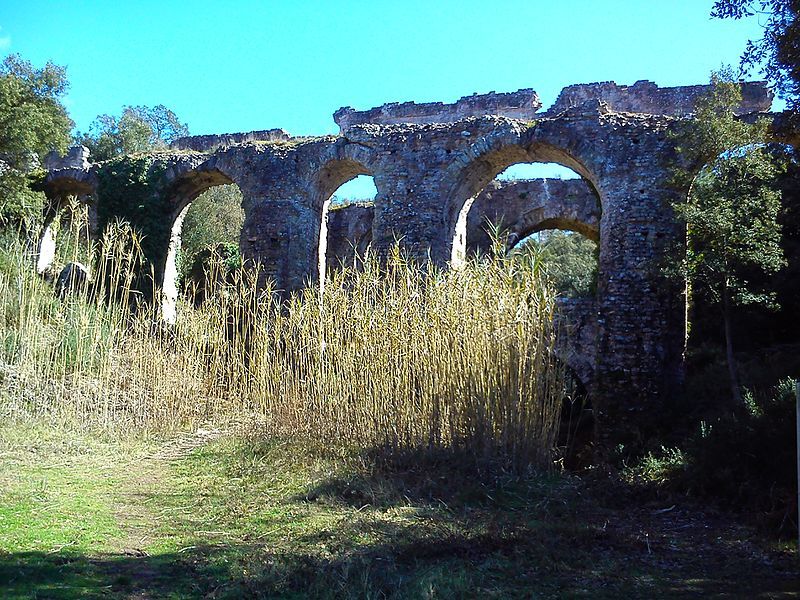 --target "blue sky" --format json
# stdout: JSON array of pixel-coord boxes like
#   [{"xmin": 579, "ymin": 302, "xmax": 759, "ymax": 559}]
[{"xmin": 0, "ymin": 1, "xmax": 775, "ymax": 196}]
